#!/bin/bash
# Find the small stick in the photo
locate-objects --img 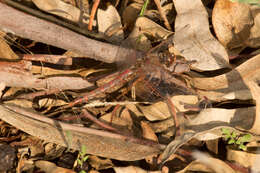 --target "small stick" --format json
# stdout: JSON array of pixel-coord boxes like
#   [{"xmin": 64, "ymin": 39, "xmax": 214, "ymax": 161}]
[
  {"xmin": 88, "ymin": 0, "xmax": 100, "ymax": 31},
  {"xmin": 81, "ymin": 109, "xmax": 119, "ymax": 133},
  {"xmin": 153, "ymin": 0, "xmax": 172, "ymax": 31},
  {"xmin": 165, "ymin": 94, "xmax": 179, "ymax": 136},
  {"xmin": 16, "ymin": 89, "xmax": 61, "ymax": 100}
]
